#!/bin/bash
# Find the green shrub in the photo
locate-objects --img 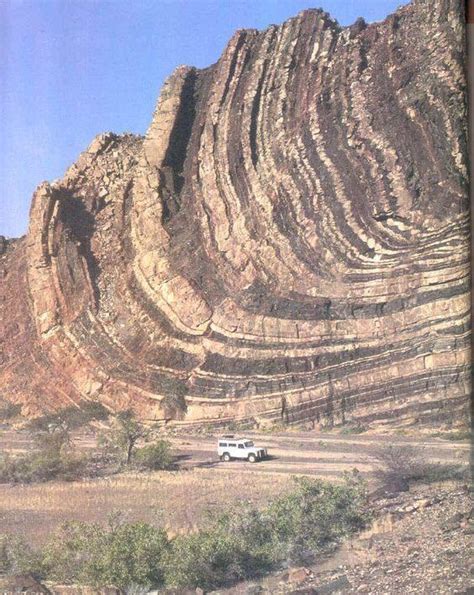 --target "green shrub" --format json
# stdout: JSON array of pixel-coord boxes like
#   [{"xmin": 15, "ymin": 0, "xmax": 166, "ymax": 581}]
[
  {"xmin": 0, "ymin": 449, "xmax": 88, "ymax": 484},
  {"xmin": 339, "ymin": 424, "xmax": 368, "ymax": 435},
  {"xmin": 0, "ymin": 534, "xmax": 43, "ymax": 577},
  {"xmin": 0, "ymin": 454, "xmax": 34, "ymax": 483},
  {"xmin": 165, "ymin": 474, "xmax": 368, "ymax": 589},
  {"xmin": 165, "ymin": 504, "xmax": 278, "ymax": 589},
  {"xmin": 42, "ymin": 518, "xmax": 168, "ymax": 589},
  {"xmin": 2, "ymin": 476, "xmax": 369, "ymax": 591},
  {"xmin": 164, "ymin": 531, "xmax": 236, "ymax": 589},
  {"xmin": 0, "ymin": 425, "xmax": 88, "ymax": 485},
  {"xmin": 266, "ymin": 474, "xmax": 369, "ymax": 562},
  {"xmin": 437, "ymin": 430, "xmax": 472, "ymax": 442},
  {"xmin": 41, "ymin": 521, "xmax": 105, "ymax": 584},
  {"xmin": 134, "ymin": 440, "xmax": 173, "ymax": 470}
]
